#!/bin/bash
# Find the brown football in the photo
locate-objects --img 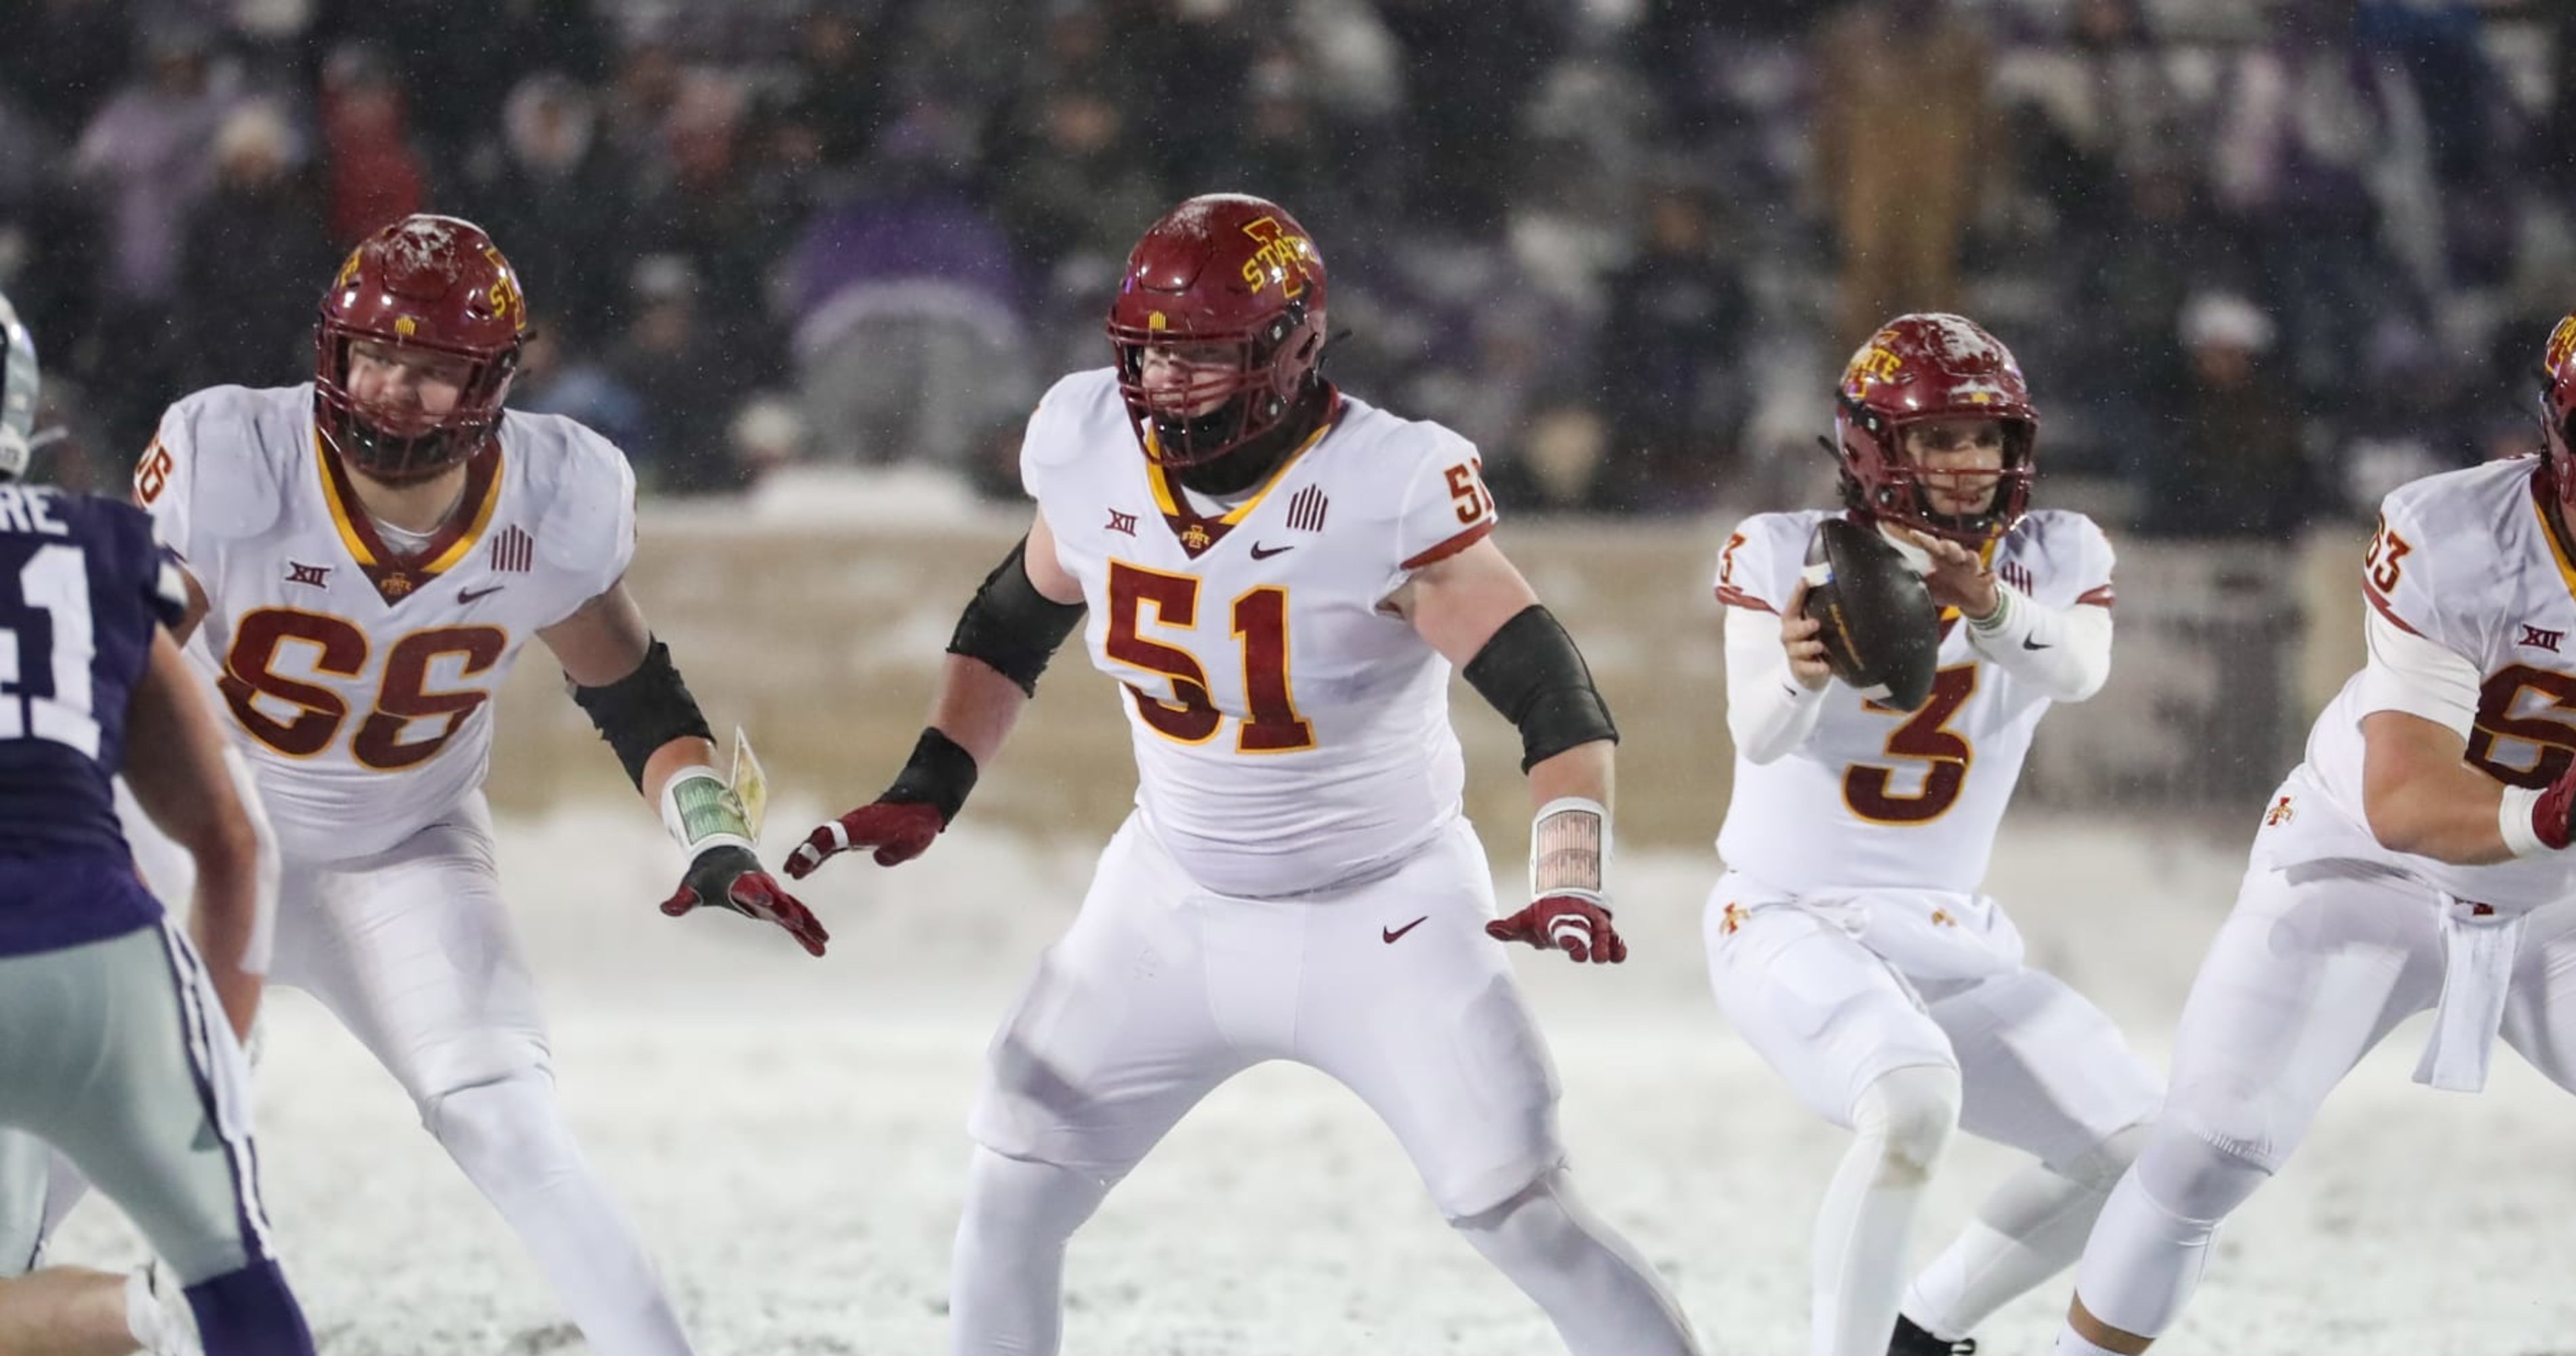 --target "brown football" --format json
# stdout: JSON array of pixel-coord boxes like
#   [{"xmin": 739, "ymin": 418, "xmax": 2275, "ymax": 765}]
[{"xmin": 1802, "ymin": 517, "xmax": 1940, "ymax": 711}]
